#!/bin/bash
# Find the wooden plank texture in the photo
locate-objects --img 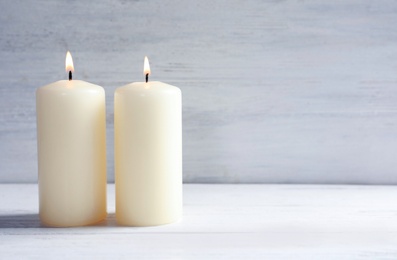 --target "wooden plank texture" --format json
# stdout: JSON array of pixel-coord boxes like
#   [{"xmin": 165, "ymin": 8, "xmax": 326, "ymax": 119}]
[{"xmin": 0, "ymin": 1, "xmax": 397, "ymax": 183}]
